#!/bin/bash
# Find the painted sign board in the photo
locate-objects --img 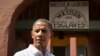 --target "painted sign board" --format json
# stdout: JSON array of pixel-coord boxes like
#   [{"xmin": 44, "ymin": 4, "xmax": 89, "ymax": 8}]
[{"xmin": 49, "ymin": 1, "xmax": 89, "ymax": 29}]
